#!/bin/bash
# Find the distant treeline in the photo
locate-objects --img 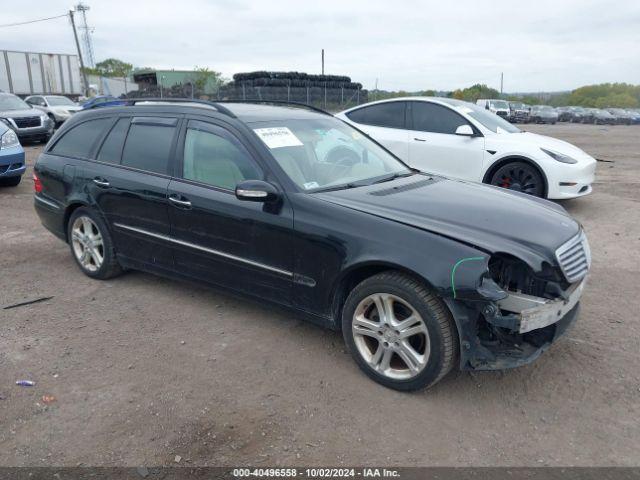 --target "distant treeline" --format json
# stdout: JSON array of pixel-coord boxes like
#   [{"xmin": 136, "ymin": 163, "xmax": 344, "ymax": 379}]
[{"xmin": 373, "ymin": 83, "xmax": 640, "ymax": 108}]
